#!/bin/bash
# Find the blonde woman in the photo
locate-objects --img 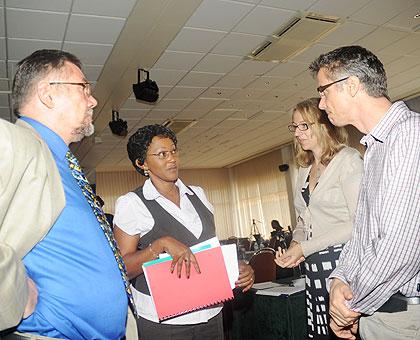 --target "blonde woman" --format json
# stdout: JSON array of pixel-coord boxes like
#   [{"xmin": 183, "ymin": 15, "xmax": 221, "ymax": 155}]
[{"xmin": 275, "ymin": 98, "xmax": 363, "ymax": 340}]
